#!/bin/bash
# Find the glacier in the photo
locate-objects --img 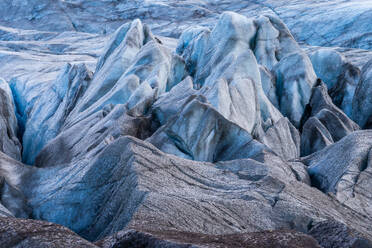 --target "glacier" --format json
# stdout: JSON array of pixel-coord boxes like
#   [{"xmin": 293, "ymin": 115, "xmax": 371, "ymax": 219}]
[{"xmin": 0, "ymin": 1, "xmax": 372, "ymax": 248}]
